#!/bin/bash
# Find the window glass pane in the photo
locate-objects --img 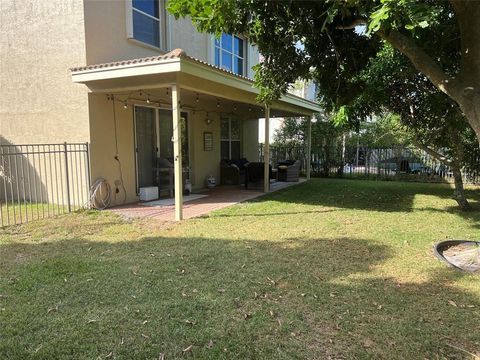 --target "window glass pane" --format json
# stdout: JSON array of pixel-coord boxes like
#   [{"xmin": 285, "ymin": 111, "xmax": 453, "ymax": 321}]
[
  {"xmin": 234, "ymin": 36, "xmax": 243, "ymax": 56},
  {"xmin": 214, "ymin": 37, "xmax": 220, "ymax": 47},
  {"xmin": 221, "ymin": 50, "xmax": 232, "ymax": 71},
  {"xmin": 221, "ymin": 141, "xmax": 230, "ymax": 160},
  {"xmin": 230, "ymin": 119, "xmax": 241, "ymax": 140},
  {"xmin": 221, "ymin": 33, "xmax": 232, "ymax": 52},
  {"xmin": 159, "ymin": 109, "xmax": 174, "ymax": 162},
  {"xmin": 234, "ymin": 57, "xmax": 243, "ymax": 76},
  {"xmin": 181, "ymin": 112, "xmax": 189, "ymax": 168},
  {"xmin": 231, "ymin": 141, "xmax": 241, "ymax": 159},
  {"xmin": 135, "ymin": 107, "xmax": 157, "ymax": 188},
  {"xmin": 133, "ymin": 0, "xmax": 159, "ymax": 18},
  {"xmin": 133, "ymin": 10, "xmax": 160, "ymax": 47},
  {"xmin": 221, "ymin": 118, "xmax": 229, "ymax": 140},
  {"xmin": 214, "ymin": 47, "xmax": 220, "ymax": 67}
]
